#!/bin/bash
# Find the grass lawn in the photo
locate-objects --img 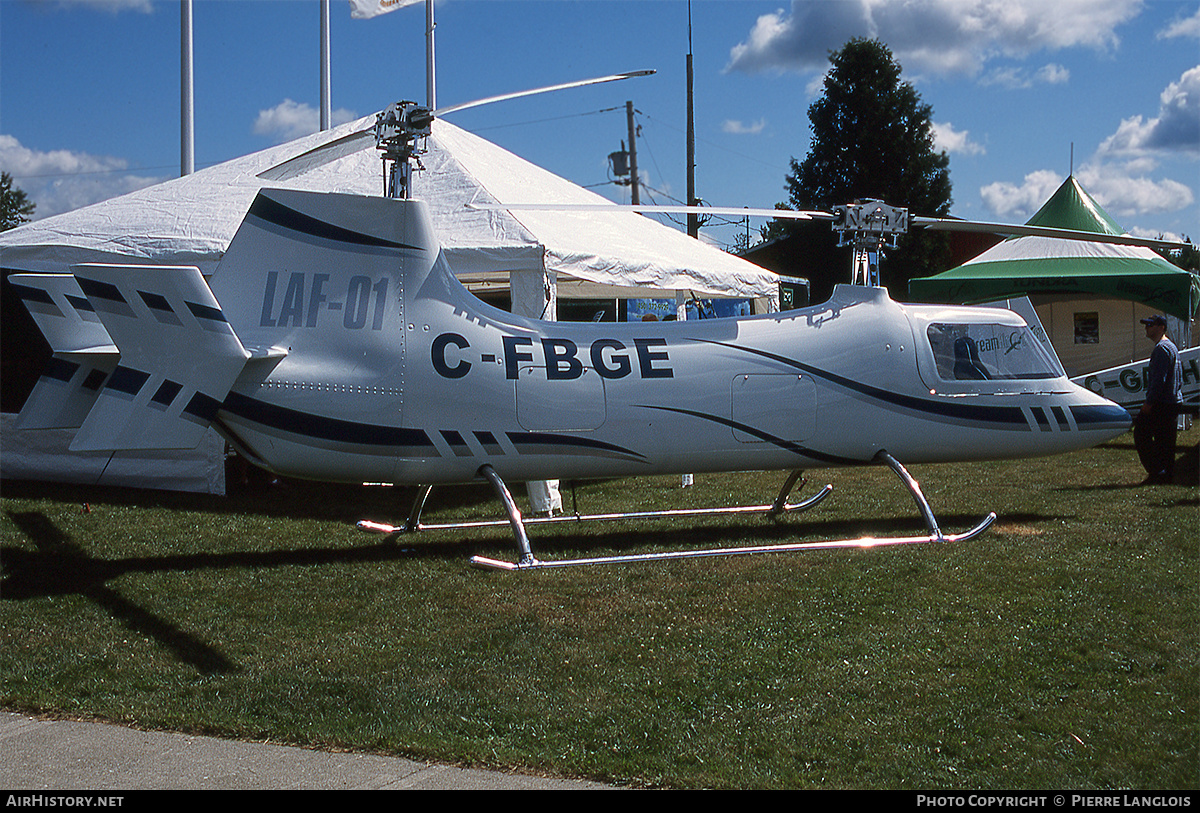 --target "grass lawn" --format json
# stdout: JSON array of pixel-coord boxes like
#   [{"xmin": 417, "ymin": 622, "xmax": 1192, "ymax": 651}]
[{"xmin": 2, "ymin": 433, "xmax": 1196, "ymax": 789}]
